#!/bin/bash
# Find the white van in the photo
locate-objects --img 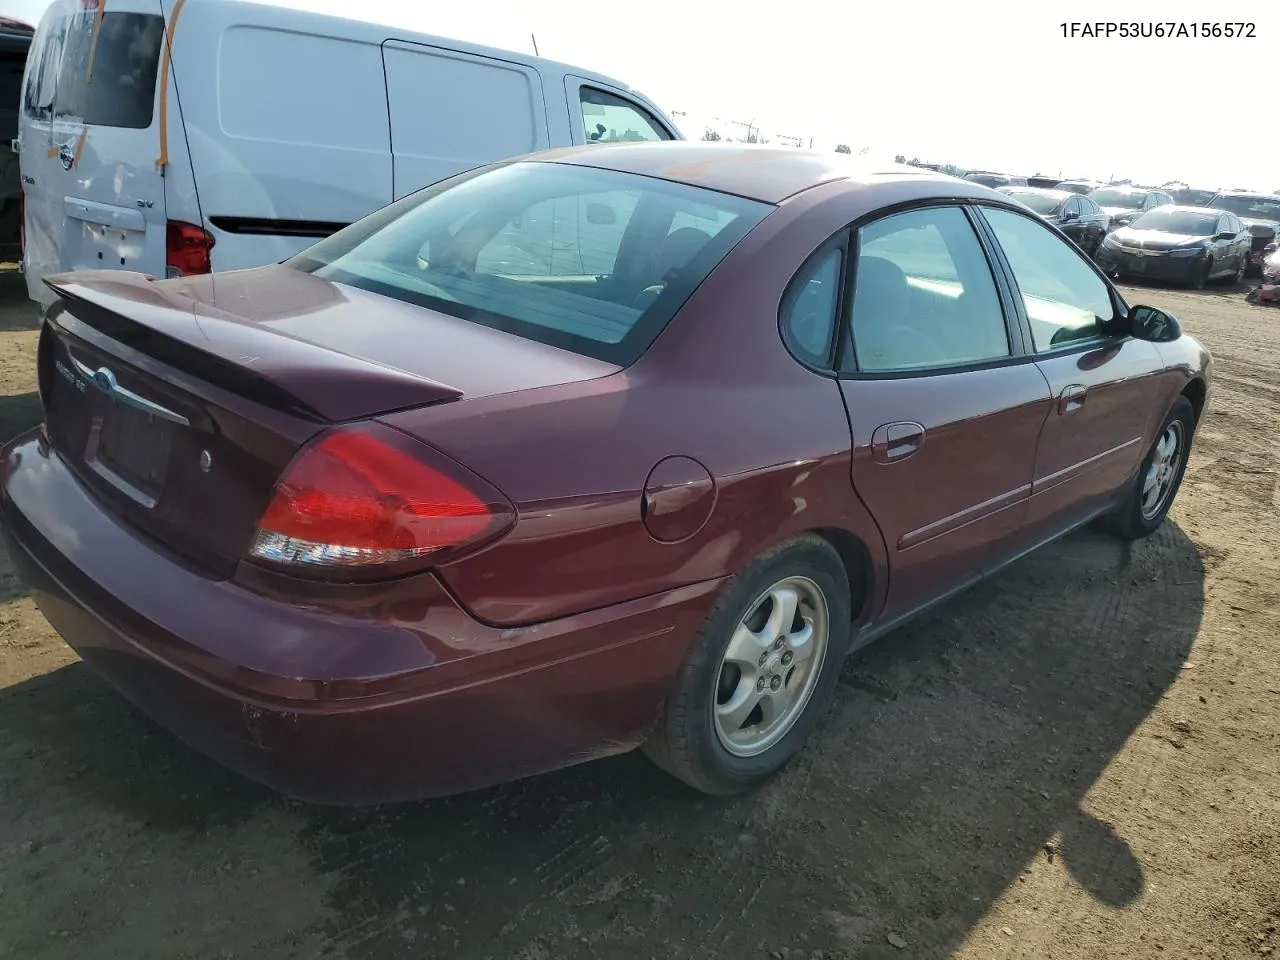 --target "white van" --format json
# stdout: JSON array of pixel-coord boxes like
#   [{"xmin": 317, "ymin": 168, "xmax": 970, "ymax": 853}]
[{"xmin": 17, "ymin": 0, "xmax": 682, "ymax": 307}]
